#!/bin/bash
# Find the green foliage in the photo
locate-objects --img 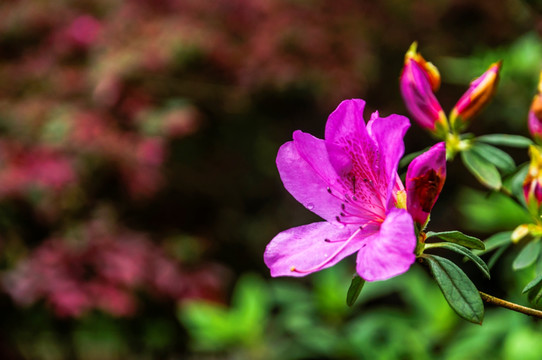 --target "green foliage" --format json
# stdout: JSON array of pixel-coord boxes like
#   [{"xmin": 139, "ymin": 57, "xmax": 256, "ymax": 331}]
[
  {"xmin": 470, "ymin": 142, "xmax": 516, "ymax": 174},
  {"xmin": 426, "ymin": 230, "xmax": 485, "ymax": 250},
  {"xmin": 443, "ymin": 310, "xmax": 542, "ymax": 360},
  {"xmin": 513, "ymin": 239, "xmax": 541, "ymax": 270},
  {"xmin": 522, "ymin": 272, "xmax": 542, "ymax": 294},
  {"xmin": 178, "ymin": 263, "xmax": 542, "ymax": 359},
  {"xmin": 476, "ymin": 134, "xmax": 533, "ymax": 148},
  {"xmin": 425, "ymin": 242, "xmax": 490, "ymax": 279},
  {"xmin": 346, "ymin": 274, "xmax": 365, "ymax": 307},
  {"xmin": 461, "ymin": 147, "xmax": 502, "ymax": 189},
  {"xmin": 524, "ymin": 272, "xmax": 542, "ymax": 304},
  {"xmin": 474, "ymin": 231, "xmax": 513, "ymax": 269},
  {"xmin": 179, "ymin": 274, "xmax": 270, "ymax": 353},
  {"xmin": 479, "ymin": 231, "xmax": 514, "ymax": 254},
  {"xmin": 181, "ymin": 265, "xmax": 456, "ymax": 358},
  {"xmin": 457, "ymin": 188, "xmax": 531, "ymax": 232},
  {"xmin": 423, "ymin": 255, "xmax": 485, "ymax": 324}
]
